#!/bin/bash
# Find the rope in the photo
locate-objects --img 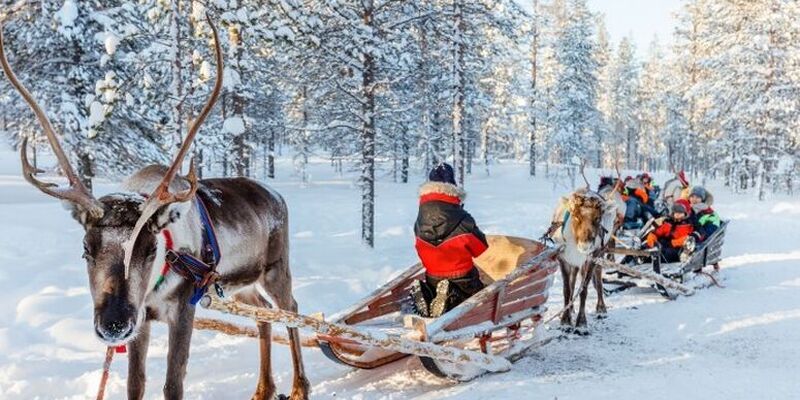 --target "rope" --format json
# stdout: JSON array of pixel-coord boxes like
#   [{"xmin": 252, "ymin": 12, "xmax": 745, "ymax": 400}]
[
  {"xmin": 96, "ymin": 347, "xmax": 115, "ymax": 400},
  {"xmin": 697, "ymin": 271, "xmax": 725, "ymax": 288},
  {"xmin": 540, "ymin": 262, "xmax": 596, "ymax": 326}
]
